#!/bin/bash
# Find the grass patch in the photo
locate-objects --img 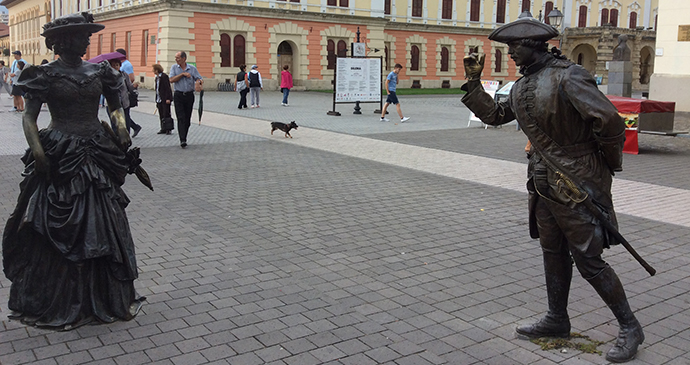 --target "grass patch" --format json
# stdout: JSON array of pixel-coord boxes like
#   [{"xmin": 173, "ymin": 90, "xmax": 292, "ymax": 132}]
[
  {"xmin": 309, "ymin": 88, "xmax": 466, "ymax": 96},
  {"xmin": 530, "ymin": 333, "xmax": 605, "ymax": 355}
]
